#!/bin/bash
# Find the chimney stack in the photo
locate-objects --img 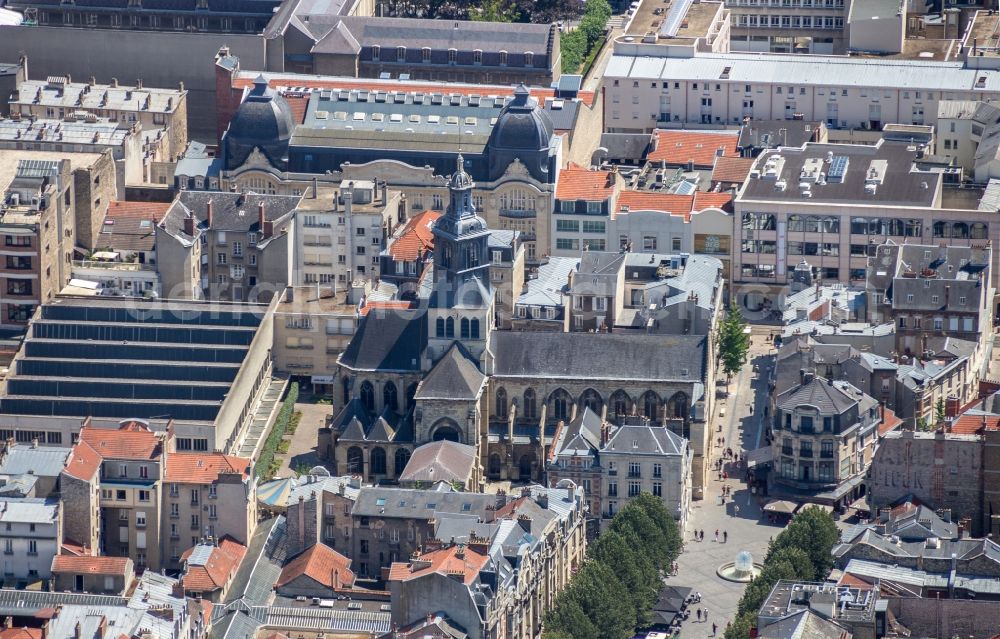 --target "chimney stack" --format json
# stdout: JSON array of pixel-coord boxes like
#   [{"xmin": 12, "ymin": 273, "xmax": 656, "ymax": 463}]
[
  {"xmin": 183, "ymin": 213, "xmax": 195, "ymax": 237},
  {"xmin": 206, "ymin": 200, "xmax": 214, "ymax": 229},
  {"xmin": 312, "ymin": 176, "xmax": 319, "ymax": 199},
  {"xmin": 136, "ymin": 78, "xmax": 143, "ymax": 90},
  {"xmin": 258, "ymin": 202, "xmax": 265, "ymax": 234},
  {"xmin": 111, "ymin": 78, "xmax": 118, "ymax": 88}
]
